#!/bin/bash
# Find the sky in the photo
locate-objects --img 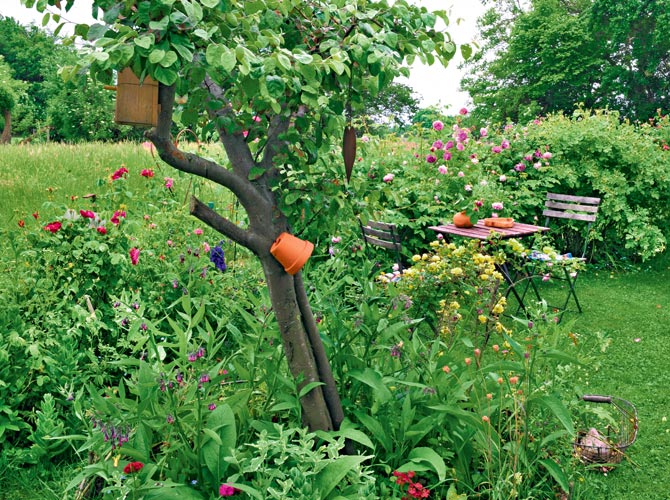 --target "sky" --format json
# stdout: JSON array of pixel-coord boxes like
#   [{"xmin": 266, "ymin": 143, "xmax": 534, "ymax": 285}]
[{"xmin": 1, "ymin": 0, "xmax": 485, "ymax": 111}]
